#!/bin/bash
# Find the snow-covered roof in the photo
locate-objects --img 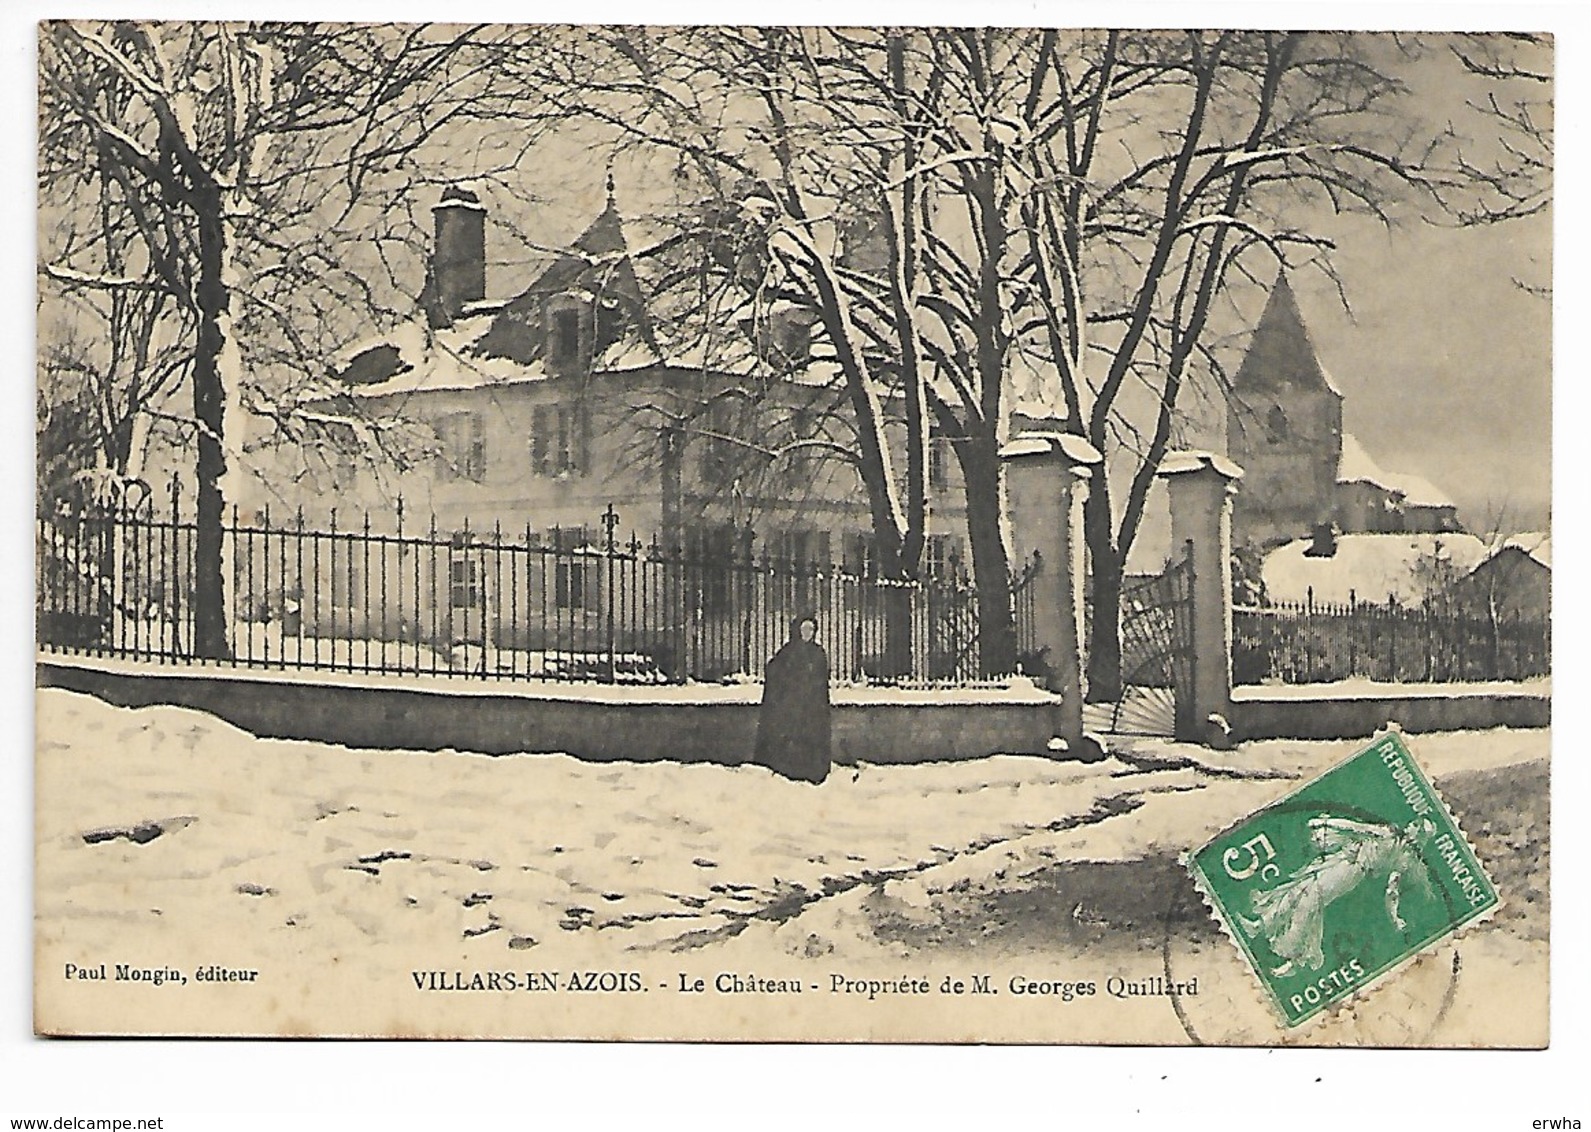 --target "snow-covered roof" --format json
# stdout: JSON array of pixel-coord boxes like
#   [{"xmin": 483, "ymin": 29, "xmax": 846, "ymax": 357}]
[
  {"xmin": 1262, "ymin": 532, "xmax": 1489, "ymax": 605},
  {"xmin": 1386, "ymin": 474, "xmax": 1454, "ymax": 510},
  {"xmin": 1316, "ymin": 360, "xmax": 1343, "ymax": 398},
  {"xmin": 1335, "ymin": 433, "xmax": 1454, "ymax": 508},
  {"xmin": 329, "ymin": 195, "xmax": 848, "ymax": 400},
  {"xmin": 338, "ymin": 323, "xmax": 844, "ymax": 400},
  {"xmin": 999, "ymin": 432, "xmax": 1102, "ymax": 466},
  {"xmin": 337, "ymin": 317, "xmax": 553, "ymax": 399},
  {"xmin": 1494, "ymin": 532, "xmax": 1552, "ymax": 570},
  {"xmin": 1335, "ymin": 432, "xmax": 1381, "ymax": 484},
  {"xmin": 1160, "ymin": 450, "xmax": 1244, "ymax": 480}
]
